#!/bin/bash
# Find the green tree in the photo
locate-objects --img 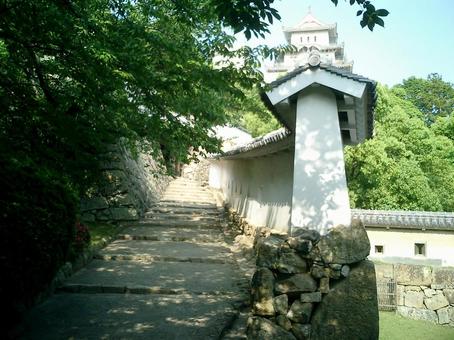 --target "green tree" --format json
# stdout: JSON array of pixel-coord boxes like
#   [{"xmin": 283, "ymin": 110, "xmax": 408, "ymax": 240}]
[
  {"xmin": 345, "ymin": 84, "xmax": 454, "ymax": 211},
  {"xmin": 394, "ymin": 73, "xmax": 454, "ymax": 123}
]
